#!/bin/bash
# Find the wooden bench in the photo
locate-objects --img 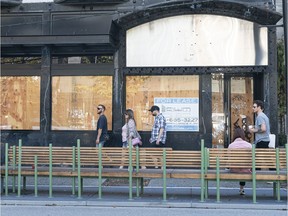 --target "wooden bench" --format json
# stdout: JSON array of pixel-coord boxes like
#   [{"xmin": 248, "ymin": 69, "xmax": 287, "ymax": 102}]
[
  {"xmin": 205, "ymin": 146, "xmax": 288, "ymax": 203},
  {"xmin": 1, "ymin": 142, "xmax": 173, "ymax": 199},
  {"xmin": 1, "ymin": 140, "xmax": 287, "ymax": 203}
]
